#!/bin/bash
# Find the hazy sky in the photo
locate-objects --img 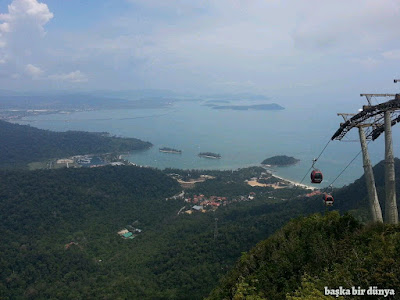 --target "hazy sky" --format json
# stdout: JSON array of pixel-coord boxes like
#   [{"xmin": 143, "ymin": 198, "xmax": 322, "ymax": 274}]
[{"xmin": 1, "ymin": 0, "xmax": 400, "ymax": 97}]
